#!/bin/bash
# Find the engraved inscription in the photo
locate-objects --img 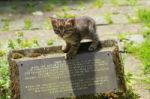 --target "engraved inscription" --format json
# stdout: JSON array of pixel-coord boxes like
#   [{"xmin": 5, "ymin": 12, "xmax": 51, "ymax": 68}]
[{"xmin": 17, "ymin": 52, "xmax": 118, "ymax": 99}]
